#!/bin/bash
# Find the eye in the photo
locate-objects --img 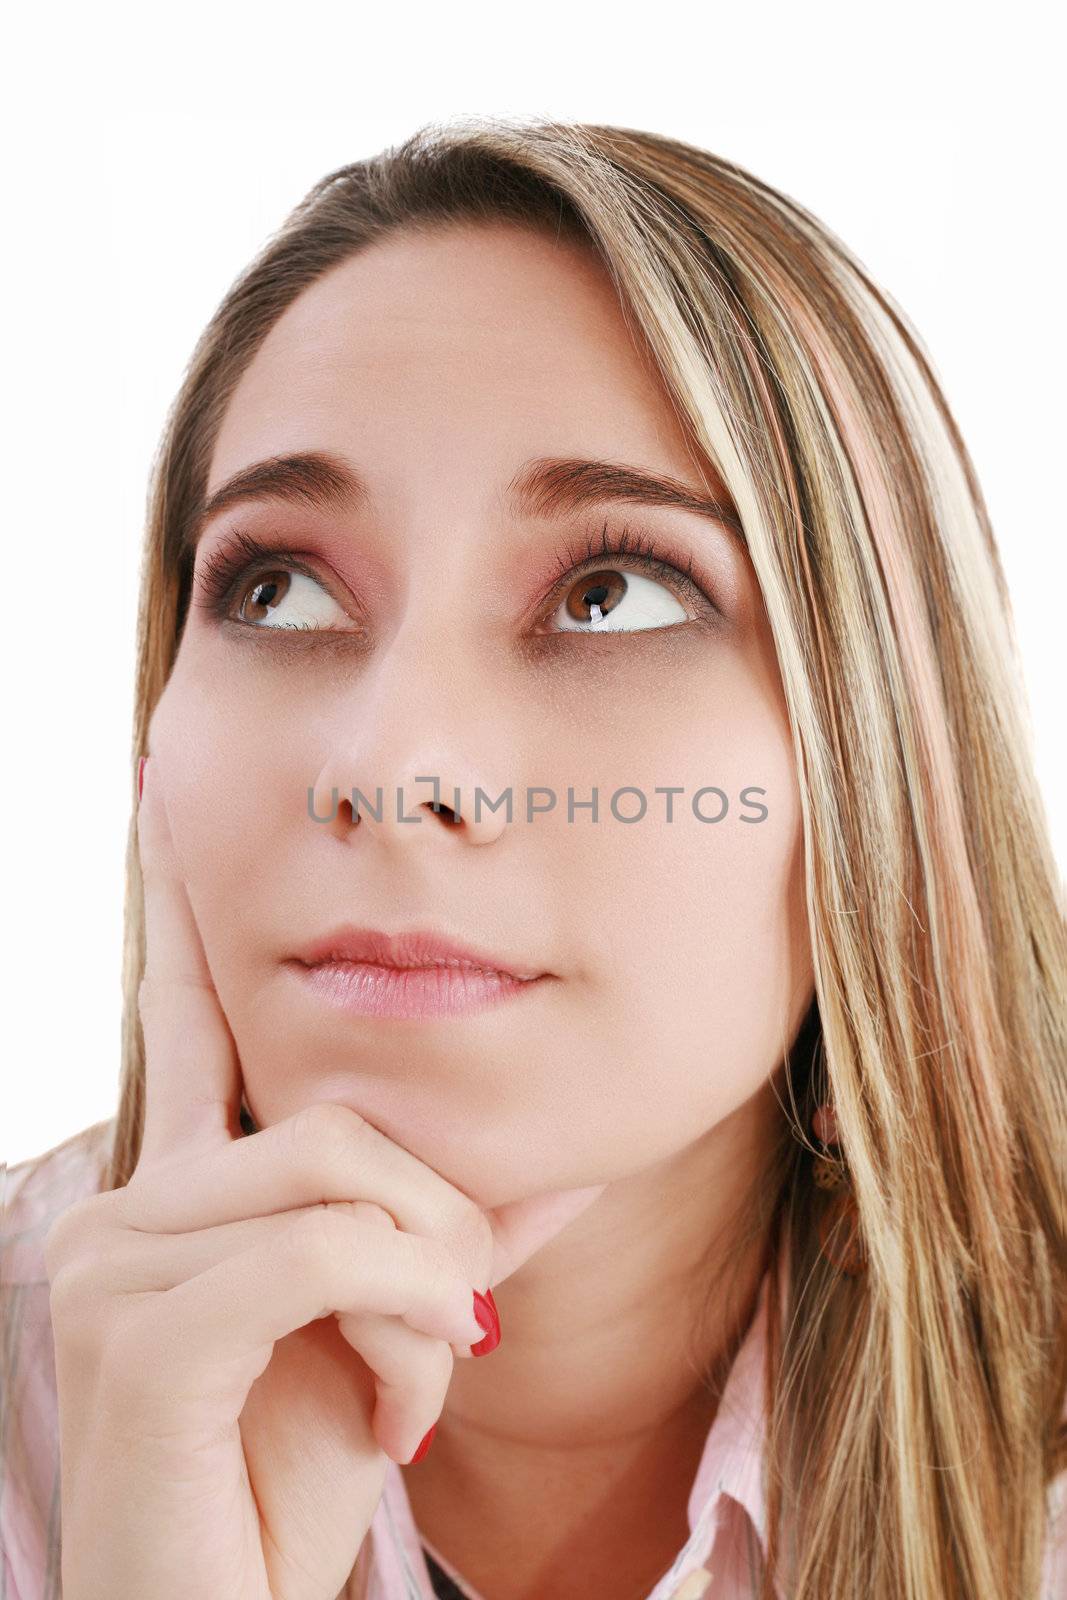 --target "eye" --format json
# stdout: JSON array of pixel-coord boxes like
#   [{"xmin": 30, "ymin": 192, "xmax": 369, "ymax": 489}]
[
  {"xmin": 230, "ymin": 567, "xmax": 347, "ymax": 630},
  {"xmin": 539, "ymin": 523, "xmax": 713, "ymax": 635},
  {"xmin": 193, "ymin": 528, "xmax": 356, "ymax": 632},
  {"xmin": 547, "ymin": 565, "xmax": 691, "ymax": 633}
]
